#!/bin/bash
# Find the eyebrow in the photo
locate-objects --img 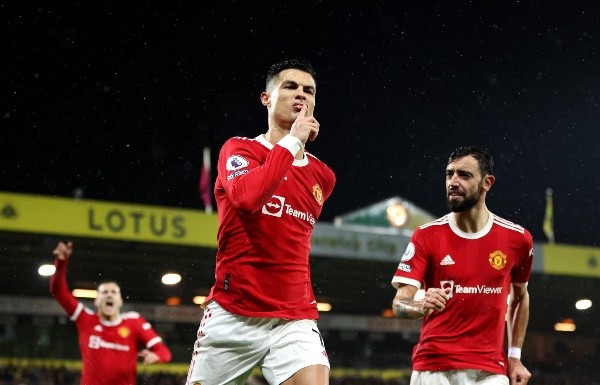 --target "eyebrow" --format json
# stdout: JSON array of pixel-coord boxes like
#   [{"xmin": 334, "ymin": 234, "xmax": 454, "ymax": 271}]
[
  {"xmin": 281, "ymin": 80, "xmax": 316, "ymax": 93},
  {"xmin": 446, "ymin": 167, "xmax": 474, "ymax": 176}
]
